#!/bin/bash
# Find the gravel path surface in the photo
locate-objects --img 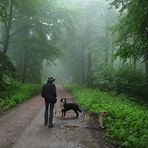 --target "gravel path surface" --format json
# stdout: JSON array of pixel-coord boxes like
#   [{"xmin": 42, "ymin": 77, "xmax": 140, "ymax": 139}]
[{"xmin": 0, "ymin": 86, "xmax": 112, "ymax": 148}]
